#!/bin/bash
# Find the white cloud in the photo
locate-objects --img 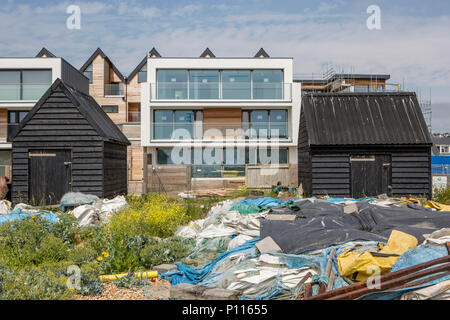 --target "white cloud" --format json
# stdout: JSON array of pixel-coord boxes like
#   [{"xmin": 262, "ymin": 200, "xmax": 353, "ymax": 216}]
[{"xmin": 170, "ymin": 4, "xmax": 202, "ymax": 17}]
